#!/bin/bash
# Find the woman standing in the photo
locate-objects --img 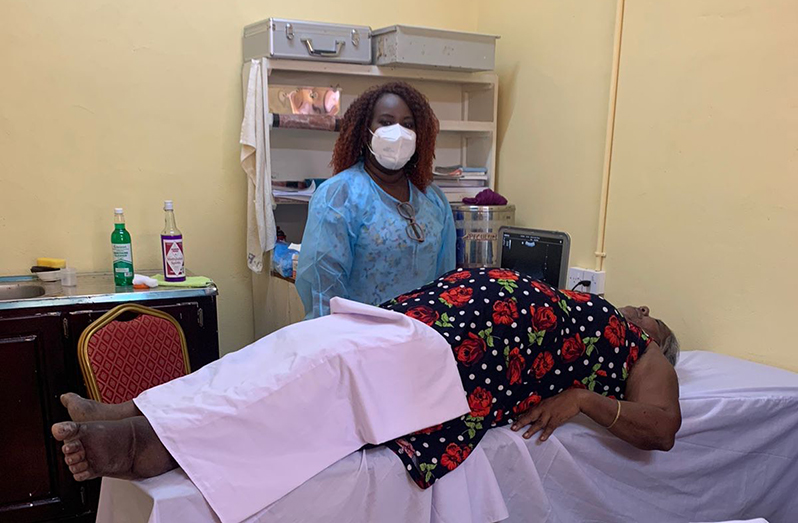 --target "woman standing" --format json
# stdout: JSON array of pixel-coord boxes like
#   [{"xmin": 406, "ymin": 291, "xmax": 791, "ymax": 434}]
[{"xmin": 296, "ymin": 82, "xmax": 455, "ymax": 319}]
